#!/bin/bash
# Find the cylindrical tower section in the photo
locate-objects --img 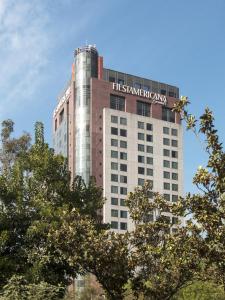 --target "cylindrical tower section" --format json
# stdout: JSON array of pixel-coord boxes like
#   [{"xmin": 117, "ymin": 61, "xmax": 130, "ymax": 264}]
[{"xmin": 74, "ymin": 45, "xmax": 98, "ymax": 183}]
